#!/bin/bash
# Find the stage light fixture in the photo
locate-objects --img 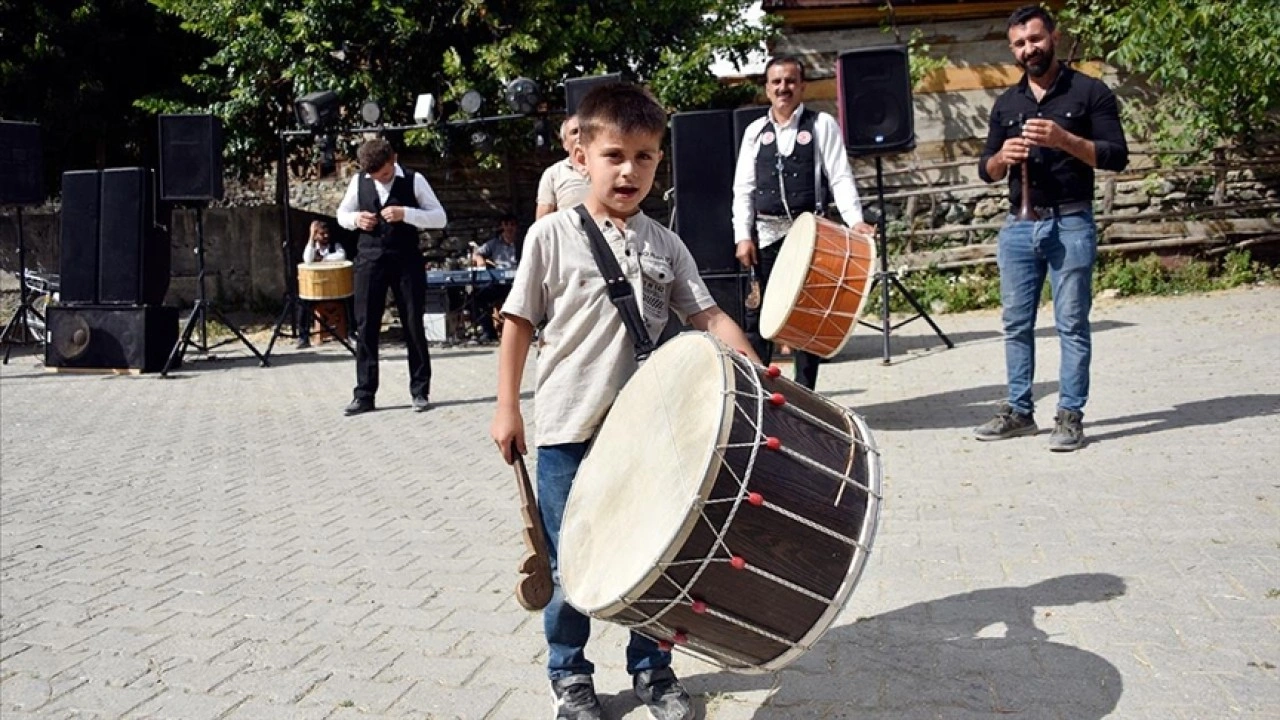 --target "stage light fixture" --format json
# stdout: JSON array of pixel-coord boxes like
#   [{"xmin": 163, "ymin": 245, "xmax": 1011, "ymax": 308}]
[
  {"xmin": 413, "ymin": 94, "xmax": 437, "ymax": 124},
  {"xmin": 505, "ymin": 77, "xmax": 541, "ymax": 115},
  {"xmin": 360, "ymin": 100, "xmax": 382, "ymax": 125},
  {"xmin": 460, "ymin": 89, "xmax": 484, "ymax": 116},
  {"xmin": 294, "ymin": 90, "xmax": 339, "ymax": 129}
]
